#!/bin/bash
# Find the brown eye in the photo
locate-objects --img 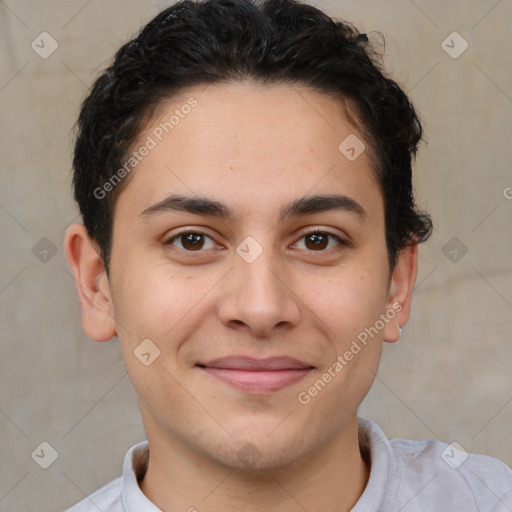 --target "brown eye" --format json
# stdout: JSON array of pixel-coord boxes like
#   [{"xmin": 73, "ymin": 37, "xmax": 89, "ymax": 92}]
[
  {"xmin": 304, "ymin": 232, "xmax": 329, "ymax": 250},
  {"xmin": 180, "ymin": 233, "xmax": 205, "ymax": 250},
  {"xmin": 293, "ymin": 230, "xmax": 346, "ymax": 252},
  {"xmin": 165, "ymin": 231, "xmax": 216, "ymax": 251}
]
